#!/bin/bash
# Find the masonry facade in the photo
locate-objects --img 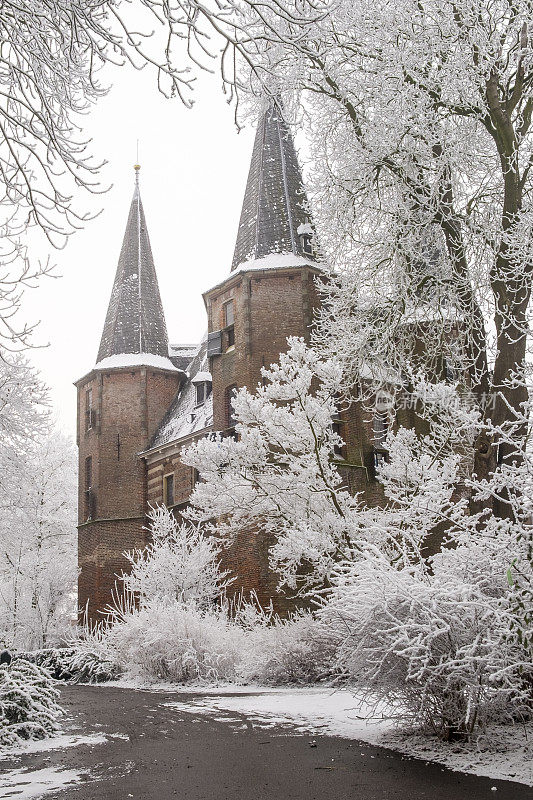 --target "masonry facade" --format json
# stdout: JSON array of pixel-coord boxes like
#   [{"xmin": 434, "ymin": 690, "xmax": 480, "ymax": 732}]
[{"xmin": 76, "ymin": 100, "xmax": 389, "ymax": 622}]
